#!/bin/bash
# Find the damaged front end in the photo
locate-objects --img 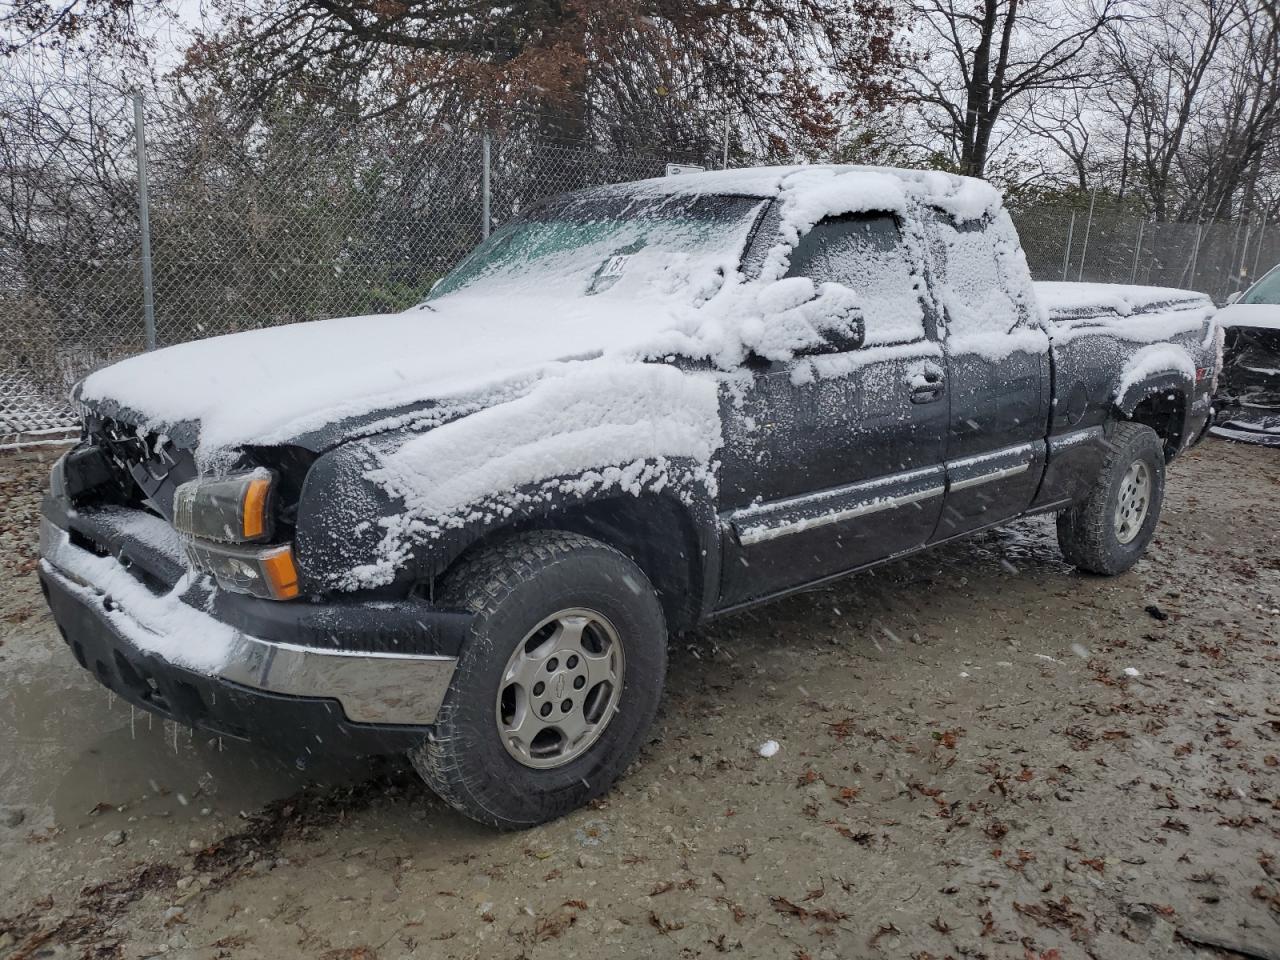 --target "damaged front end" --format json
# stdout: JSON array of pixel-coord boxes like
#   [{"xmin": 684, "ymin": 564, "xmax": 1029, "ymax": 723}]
[
  {"xmin": 38, "ymin": 409, "xmax": 471, "ymax": 758},
  {"xmin": 1212, "ymin": 326, "xmax": 1280, "ymax": 446}
]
